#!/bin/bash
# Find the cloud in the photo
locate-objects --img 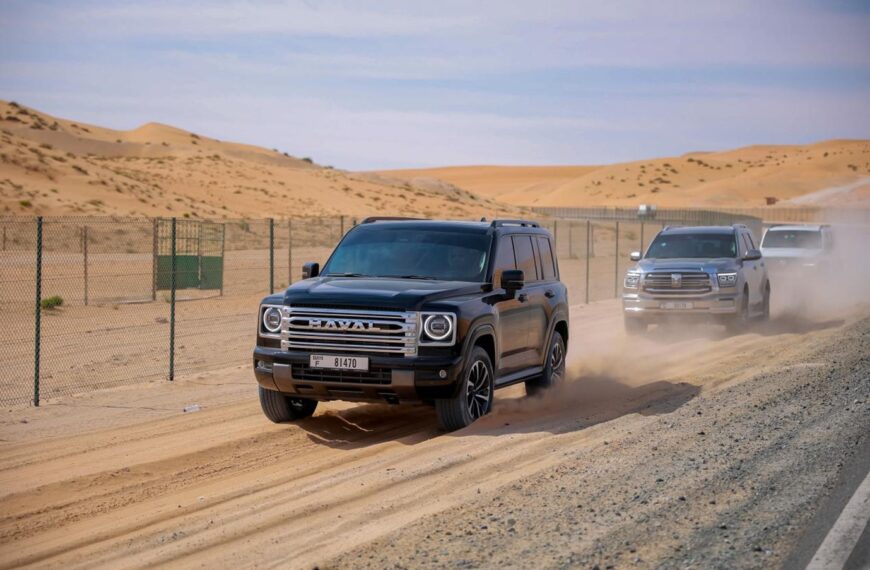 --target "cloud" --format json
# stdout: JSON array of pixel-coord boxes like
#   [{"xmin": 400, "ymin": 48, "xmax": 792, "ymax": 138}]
[{"xmin": 1, "ymin": 0, "xmax": 868, "ymax": 168}]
